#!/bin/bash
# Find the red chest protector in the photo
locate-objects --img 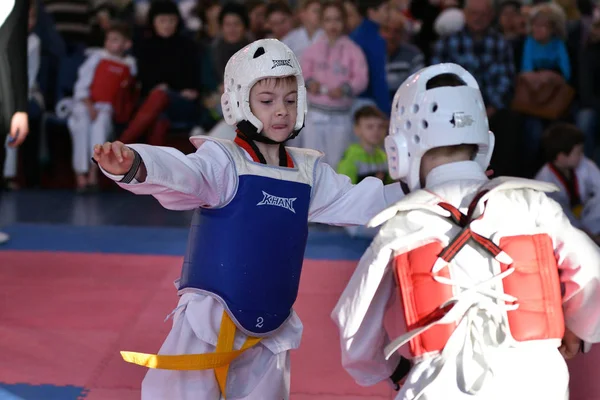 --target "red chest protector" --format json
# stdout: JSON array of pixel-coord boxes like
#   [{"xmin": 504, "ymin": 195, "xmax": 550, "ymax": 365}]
[
  {"xmin": 391, "ymin": 190, "xmax": 565, "ymax": 358},
  {"xmin": 90, "ymin": 58, "xmax": 138, "ymax": 124}
]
